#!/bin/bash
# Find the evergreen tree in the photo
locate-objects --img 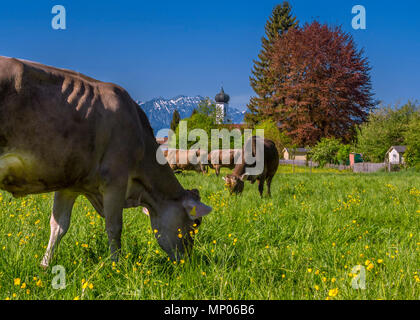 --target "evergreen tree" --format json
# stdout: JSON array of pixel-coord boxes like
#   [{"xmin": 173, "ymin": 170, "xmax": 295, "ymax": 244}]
[
  {"xmin": 246, "ymin": 2, "xmax": 298, "ymax": 125},
  {"xmin": 170, "ymin": 110, "xmax": 181, "ymax": 132}
]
